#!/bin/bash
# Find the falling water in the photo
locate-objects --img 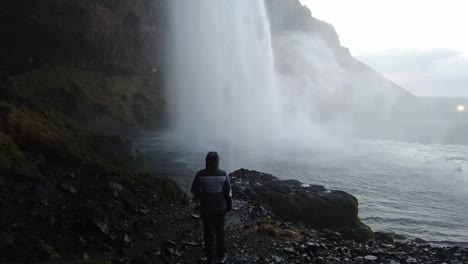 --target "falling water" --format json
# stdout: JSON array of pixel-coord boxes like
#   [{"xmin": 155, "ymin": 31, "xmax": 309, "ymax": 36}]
[{"xmin": 167, "ymin": 0, "xmax": 283, "ymax": 152}]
